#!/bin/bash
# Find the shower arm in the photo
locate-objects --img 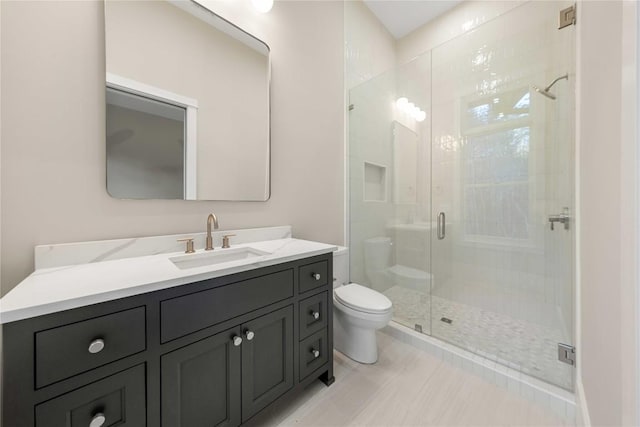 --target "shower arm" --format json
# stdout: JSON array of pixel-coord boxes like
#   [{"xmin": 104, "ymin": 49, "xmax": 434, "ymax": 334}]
[{"xmin": 544, "ymin": 74, "xmax": 569, "ymax": 92}]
